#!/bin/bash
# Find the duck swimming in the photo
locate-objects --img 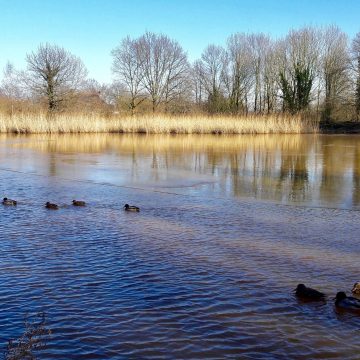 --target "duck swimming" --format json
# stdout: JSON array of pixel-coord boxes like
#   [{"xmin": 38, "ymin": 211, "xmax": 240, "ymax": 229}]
[
  {"xmin": 124, "ymin": 204, "xmax": 140, "ymax": 212},
  {"xmin": 351, "ymin": 282, "xmax": 360, "ymax": 295},
  {"xmin": 45, "ymin": 202, "xmax": 59, "ymax": 210},
  {"xmin": 335, "ymin": 292, "xmax": 360, "ymax": 311},
  {"xmin": 72, "ymin": 200, "xmax": 86, "ymax": 206},
  {"xmin": 295, "ymin": 284, "xmax": 326, "ymax": 301},
  {"xmin": 2, "ymin": 197, "xmax": 17, "ymax": 206}
]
